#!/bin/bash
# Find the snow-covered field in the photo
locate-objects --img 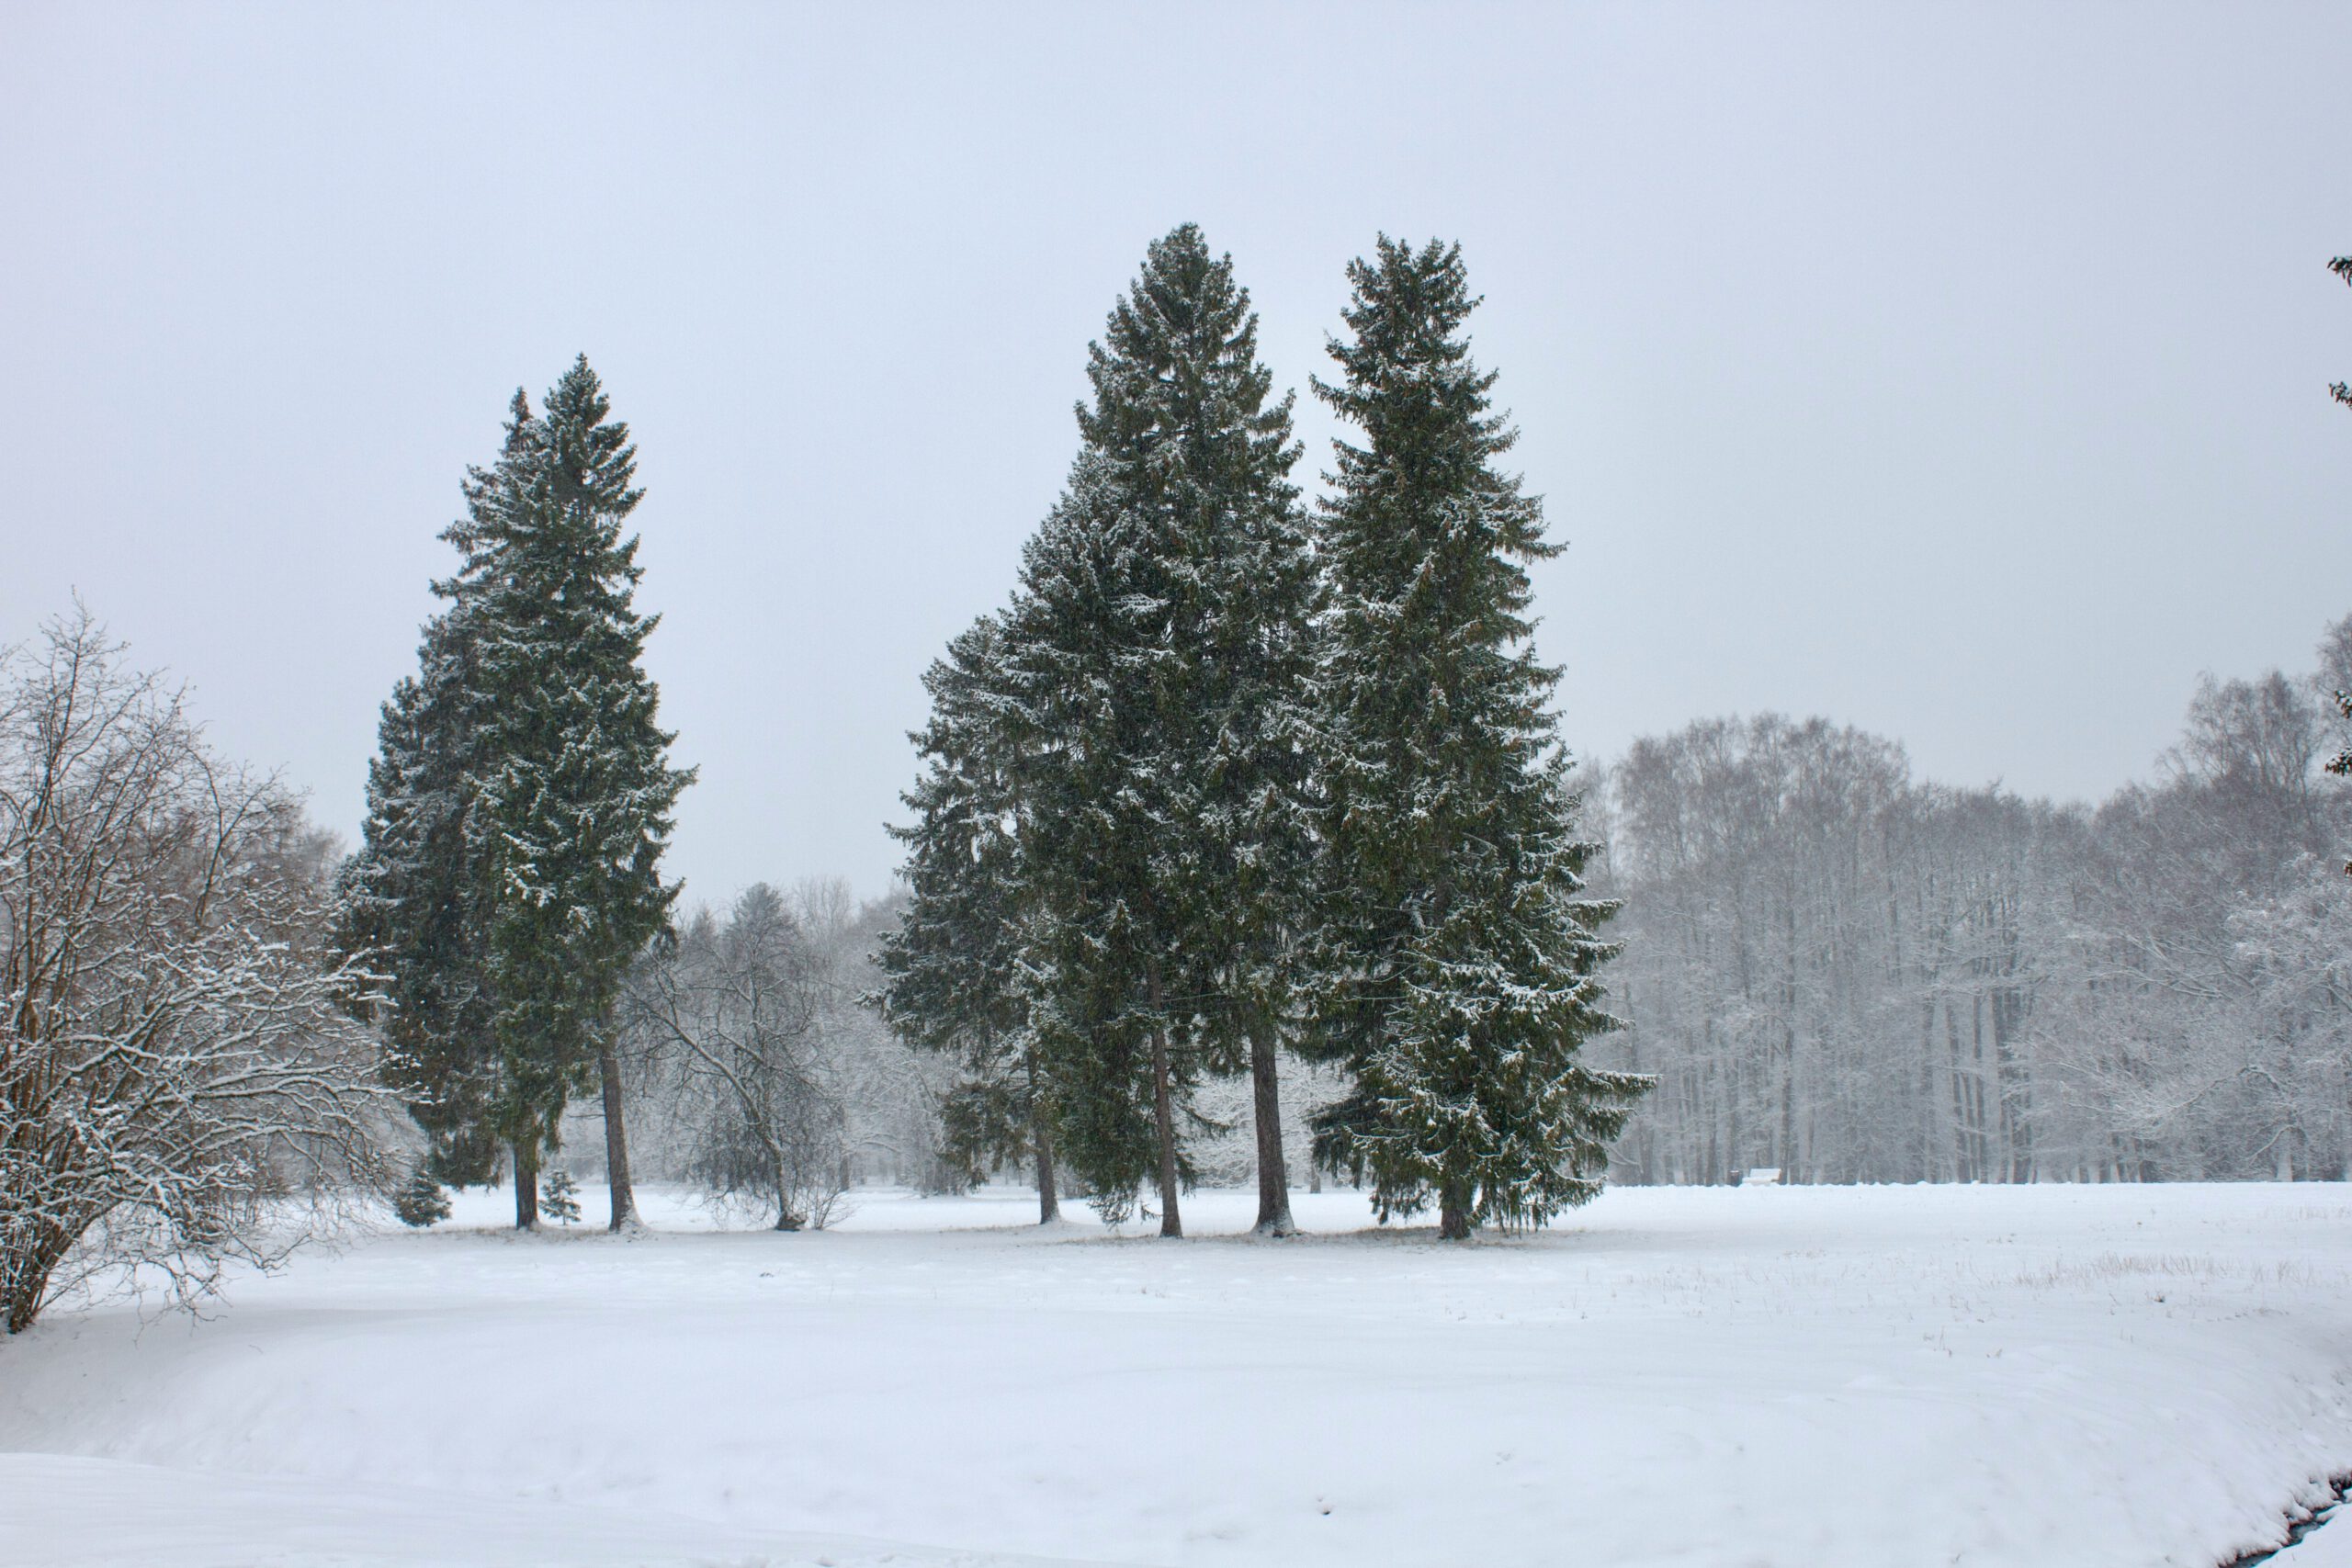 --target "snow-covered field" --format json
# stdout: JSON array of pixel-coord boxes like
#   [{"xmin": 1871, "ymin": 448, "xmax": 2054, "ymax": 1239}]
[{"xmin": 5, "ymin": 1183, "xmax": 2352, "ymax": 1568}]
